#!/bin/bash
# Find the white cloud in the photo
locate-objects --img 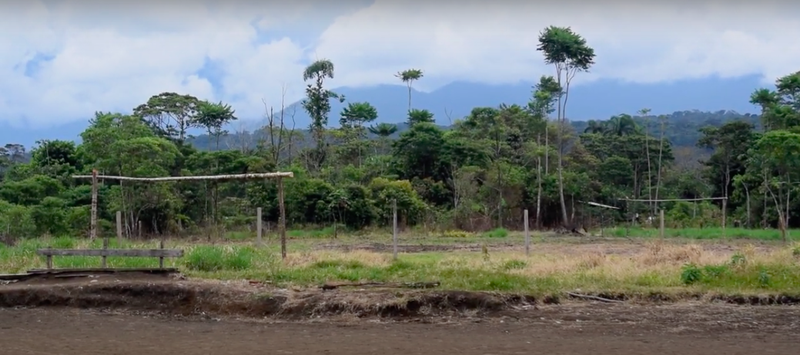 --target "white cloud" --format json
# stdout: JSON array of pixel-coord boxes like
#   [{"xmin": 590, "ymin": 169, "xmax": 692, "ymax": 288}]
[
  {"xmin": 315, "ymin": 0, "xmax": 800, "ymax": 89},
  {"xmin": 0, "ymin": 0, "xmax": 798, "ymax": 127},
  {"xmin": 0, "ymin": 0, "xmax": 319, "ymax": 128}
]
